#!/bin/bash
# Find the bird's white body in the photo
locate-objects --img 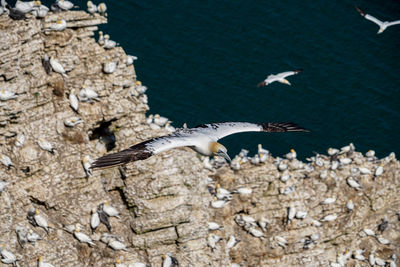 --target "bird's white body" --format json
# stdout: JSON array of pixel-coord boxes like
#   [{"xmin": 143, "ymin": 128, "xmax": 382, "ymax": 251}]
[
  {"xmin": 69, "ymin": 91, "xmax": 79, "ymax": 112},
  {"xmin": 321, "ymin": 214, "xmax": 337, "ymax": 222},
  {"xmin": 126, "ymin": 55, "xmax": 137, "ymax": 65},
  {"xmin": 78, "ymin": 86, "xmax": 99, "ymax": 102},
  {"xmin": 64, "ymin": 117, "xmax": 83, "ymax": 127},
  {"xmin": 34, "ymin": 211, "xmax": 49, "ymax": 232},
  {"xmin": 87, "ymin": 1, "xmax": 97, "ymax": 13},
  {"xmin": 37, "ymin": 138, "xmax": 53, "ymax": 153},
  {"xmin": 32, "ymin": 4, "xmax": 49, "ymax": 18},
  {"xmin": 15, "ymin": 0, "xmax": 34, "ymax": 13},
  {"xmin": 90, "ymin": 209, "xmax": 100, "ymax": 230},
  {"xmin": 98, "ymin": 3, "xmax": 106, "ymax": 15},
  {"xmin": 49, "ymin": 58, "xmax": 67, "ymax": 77},
  {"xmin": 0, "ymin": 181, "xmax": 9, "ymax": 192},
  {"xmin": 50, "ymin": 19, "xmax": 67, "ymax": 31},
  {"xmin": 0, "ymin": 89, "xmax": 17, "ymax": 100},
  {"xmin": 321, "ymin": 197, "xmax": 336, "ymax": 205},
  {"xmin": 108, "ymin": 239, "xmax": 127, "ymax": 251},
  {"xmin": 74, "ymin": 231, "xmax": 95, "ymax": 246},
  {"xmin": 0, "ymin": 248, "xmax": 17, "ymax": 265},
  {"xmin": 103, "ymin": 61, "xmax": 117, "ymax": 74},
  {"xmin": 57, "ymin": 0, "xmax": 73, "ymax": 10},
  {"xmin": 0, "ymin": 154, "xmax": 12, "ymax": 168},
  {"xmin": 258, "ymin": 69, "xmax": 302, "ymax": 87},
  {"xmin": 103, "ymin": 202, "xmax": 120, "ymax": 218}
]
